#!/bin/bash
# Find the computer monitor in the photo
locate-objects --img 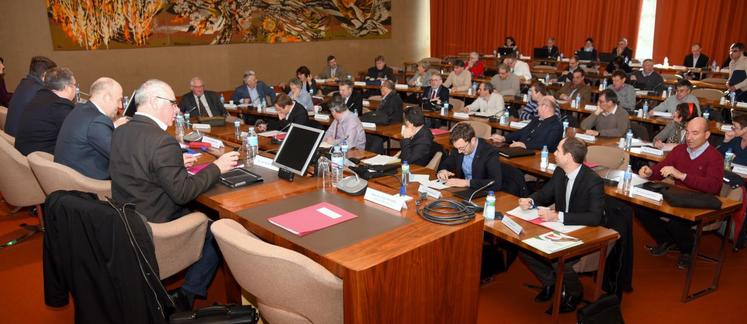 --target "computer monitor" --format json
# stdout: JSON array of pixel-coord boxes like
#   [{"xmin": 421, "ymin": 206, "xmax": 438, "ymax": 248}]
[
  {"xmin": 272, "ymin": 123, "xmax": 324, "ymax": 176},
  {"xmin": 576, "ymin": 51, "xmax": 595, "ymax": 61},
  {"xmin": 598, "ymin": 52, "xmax": 615, "ymax": 63},
  {"xmin": 533, "ymin": 47, "xmax": 549, "ymax": 59},
  {"xmin": 123, "ymin": 90, "xmax": 138, "ymax": 117},
  {"xmin": 498, "ymin": 47, "xmax": 514, "ymax": 56}
]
